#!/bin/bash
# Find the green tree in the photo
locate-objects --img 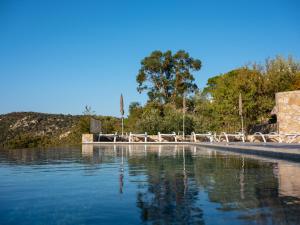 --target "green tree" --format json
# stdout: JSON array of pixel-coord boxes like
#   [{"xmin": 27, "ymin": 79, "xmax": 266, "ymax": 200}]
[
  {"xmin": 192, "ymin": 91, "xmax": 217, "ymax": 132},
  {"xmin": 136, "ymin": 50, "xmax": 201, "ymax": 104},
  {"xmin": 263, "ymin": 55, "xmax": 300, "ymax": 94},
  {"xmin": 78, "ymin": 105, "xmax": 95, "ymax": 134},
  {"xmin": 138, "ymin": 102, "xmax": 163, "ymax": 134},
  {"xmin": 202, "ymin": 68, "xmax": 269, "ymax": 132},
  {"xmin": 198, "ymin": 56, "xmax": 300, "ymax": 132},
  {"xmin": 126, "ymin": 102, "xmax": 143, "ymax": 132},
  {"xmin": 130, "ymin": 54, "xmax": 300, "ymax": 135}
]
